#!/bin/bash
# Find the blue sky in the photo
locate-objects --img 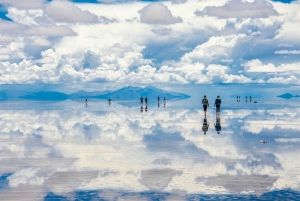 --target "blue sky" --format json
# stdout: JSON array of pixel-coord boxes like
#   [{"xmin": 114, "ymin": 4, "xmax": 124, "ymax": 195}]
[{"xmin": 0, "ymin": 0, "xmax": 299, "ymax": 89}]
